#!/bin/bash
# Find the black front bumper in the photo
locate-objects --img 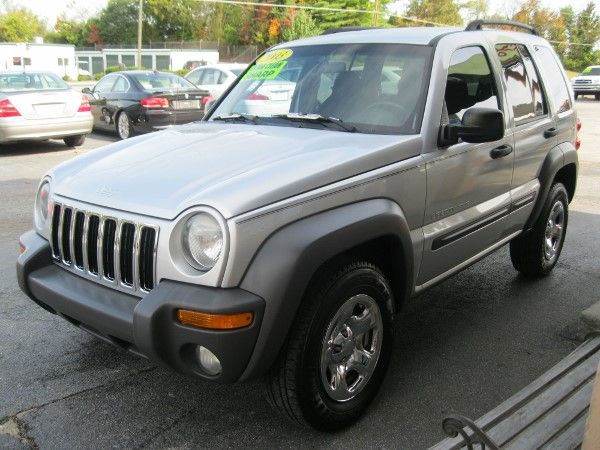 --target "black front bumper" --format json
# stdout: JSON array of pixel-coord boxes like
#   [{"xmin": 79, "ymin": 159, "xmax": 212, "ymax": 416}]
[{"xmin": 17, "ymin": 231, "xmax": 264, "ymax": 383}]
